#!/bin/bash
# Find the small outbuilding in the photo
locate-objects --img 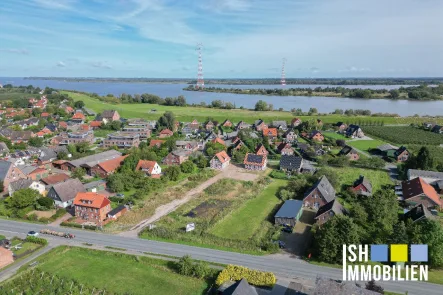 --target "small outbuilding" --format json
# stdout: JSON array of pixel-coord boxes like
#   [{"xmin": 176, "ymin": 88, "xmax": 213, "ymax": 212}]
[{"xmin": 274, "ymin": 199, "xmax": 303, "ymax": 227}]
